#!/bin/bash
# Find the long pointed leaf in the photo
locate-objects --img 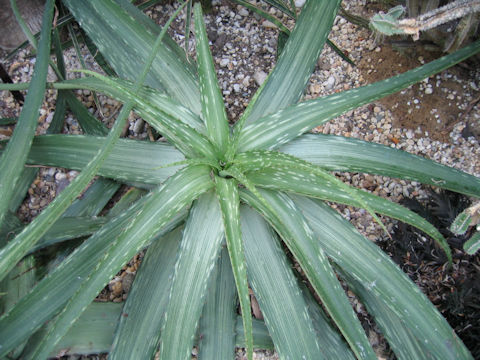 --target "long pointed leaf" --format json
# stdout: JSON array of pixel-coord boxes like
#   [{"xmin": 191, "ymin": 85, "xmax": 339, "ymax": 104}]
[
  {"xmin": 238, "ymin": 40, "xmax": 480, "ymax": 152},
  {"xmin": 3, "ymin": 135, "xmax": 185, "ymax": 186},
  {"xmin": 242, "ymin": 0, "xmax": 341, "ymax": 125},
  {"xmin": 293, "ymin": 195, "xmax": 472, "ymax": 359},
  {"xmin": 24, "ymin": 165, "xmax": 212, "ymax": 359},
  {"xmin": 194, "ymin": 3, "xmax": 230, "ymax": 158},
  {"xmin": 63, "ymin": 0, "xmax": 201, "ymax": 114},
  {"xmin": 215, "ymin": 177, "xmax": 253, "ymax": 360},
  {"xmin": 0, "ymin": 188, "xmax": 187, "ymax": 356},
  {"xmin": 240, "ymin": 206, "xmax": 323, "ymax": 359},
  {"xmin": 159, "ymin": 191, "xmax": 225, "ymax": 360},
  {"xmin": 109, "ymin": 227, "xmax": 182, "ymax": 360},
  {"xmin": 247, "ymin": 167, "xmax": 451, "ymax": 261},
  {"xmin": 198, "ymin": 245, "xmax": 237, "ymax": 360},
  {"xmin": 280, "ymin": 133, "xmax": 480, "ymax": 198},
  {"xmin": 240, "ymin": 189, "xmax": 376, "ymax": 359},
  {"xmin": 0, "ymin": 0, "xmax": 54, "ymax": 224}
]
